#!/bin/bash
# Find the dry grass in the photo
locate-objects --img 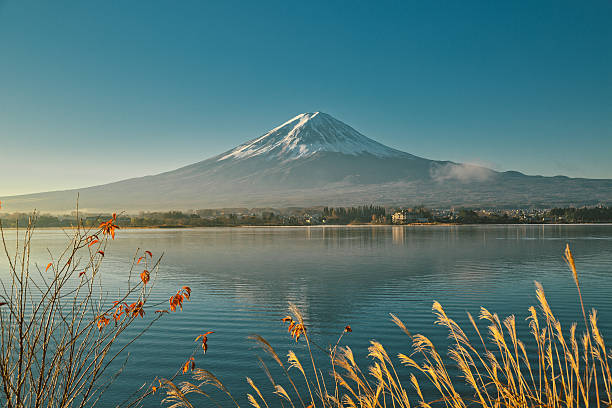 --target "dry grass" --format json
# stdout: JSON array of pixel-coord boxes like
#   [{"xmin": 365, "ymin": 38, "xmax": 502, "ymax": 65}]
[{"xmin": 159, "ymin": 244, "xmax": 611, "ymax": 408}]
